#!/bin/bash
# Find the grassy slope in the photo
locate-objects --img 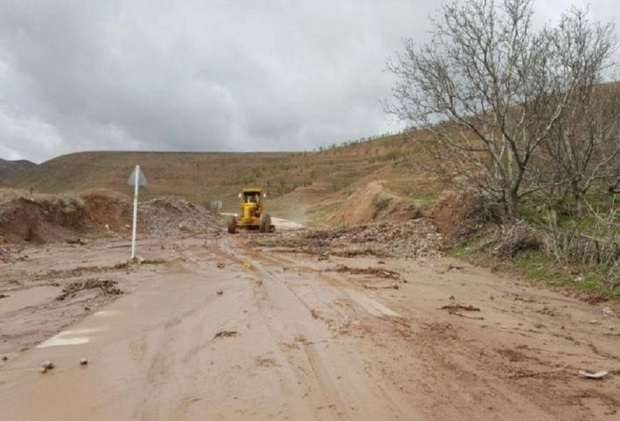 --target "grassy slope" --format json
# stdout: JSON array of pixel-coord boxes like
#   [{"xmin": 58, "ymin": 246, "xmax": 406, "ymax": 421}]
[{"xmin": 11, "ymin": 134, "xmax": 441, "ymax": 226}]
